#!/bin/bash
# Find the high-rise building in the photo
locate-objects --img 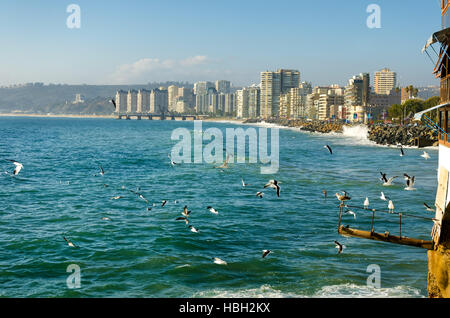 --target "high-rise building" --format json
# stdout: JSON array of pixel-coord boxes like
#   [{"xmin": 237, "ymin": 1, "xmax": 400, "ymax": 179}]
[
  {"xmin": 150, "ymin": 88, "xmax": 168, "ymax": 113},
  {"xmin": 115, "ymin": 90, "xmax": 128, "ymax": 113},
  {"xmin": 236, "ymin": 89, "xmax": 249, "ymax": 118},
  {"xmin": 137, "ymin": 89, "xmax": 150, "ymax": 113},
  {"xmin": 168, "ymin": 85, "xmax": 179, "ymax": 112},
  {"xmin": 216, "ymin": 80, "xmax": 231, "ymax": 94},
  {"xmin": 127, "ymin": 90, "xmax": 138, "ymax": 113},
  {"xmin": 344, "ymin": 74, "xmax": 370, "ymax": 108},
  {"xmin": 194, "ymin": 81, "xmax": 215, "ymax": 95},
  {"xmin": 374, "ymin": 68, "xmax": 397, "ymax": 95},
  {"xmin": 260, "ymin": 71, "xmax": 281, "ymax": 118},
  {"xmin": 278, "ymin": 69, "xmax": 300, "ymax": 93}
]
